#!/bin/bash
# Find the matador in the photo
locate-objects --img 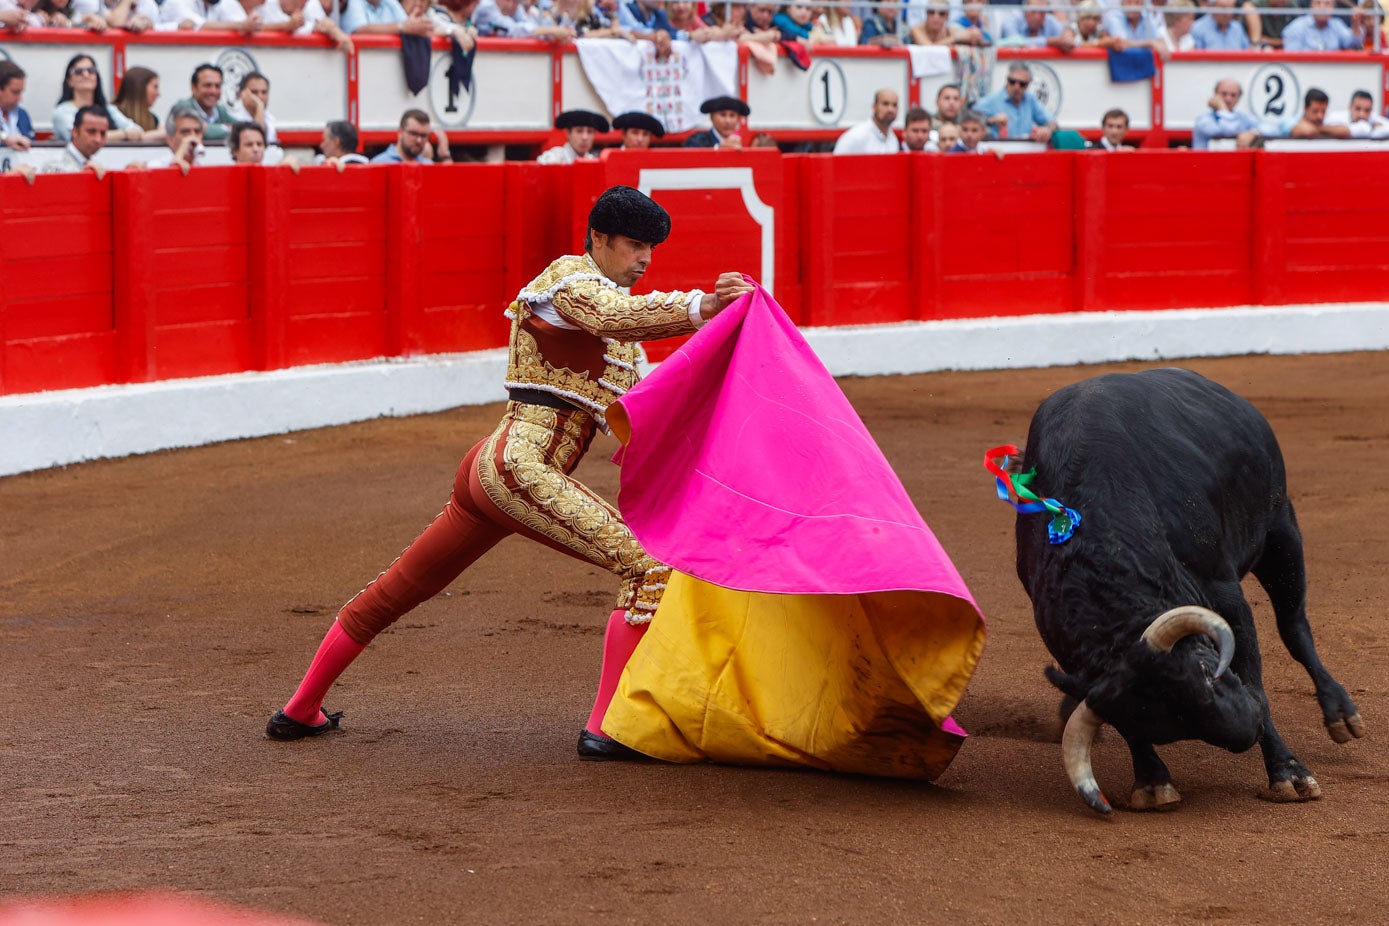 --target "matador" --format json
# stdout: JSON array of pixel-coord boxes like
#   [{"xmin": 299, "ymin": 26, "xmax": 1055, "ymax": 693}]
[{"xmin": 267, "ymin": 185, "xmax": 754, "ymax": 759}]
